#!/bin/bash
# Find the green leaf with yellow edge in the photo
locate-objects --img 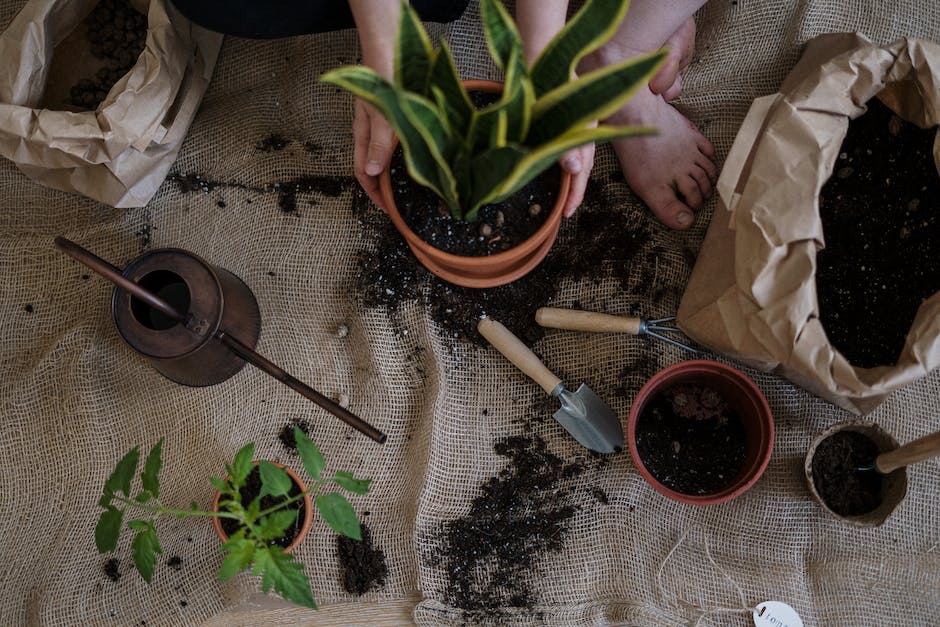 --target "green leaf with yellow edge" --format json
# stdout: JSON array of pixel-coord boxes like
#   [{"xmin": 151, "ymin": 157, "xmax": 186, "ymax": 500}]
[
  {"xmin": 252, "ymin": 547, "xmax": 317, "ymax": 609},
  {"xmin": 480, "ymin": 0, "xmax": 522, "ymax": 71},
  {"xmin": 428, "ymin": 41, "xmax": 473, "ymax": 137},
  {"xmin": 394, "ymin": 1, "xmax": 434, "ymax": 93},
  {"xmin": 530, "ymin": 0, "xmax": 631, "ymax": 96}
]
